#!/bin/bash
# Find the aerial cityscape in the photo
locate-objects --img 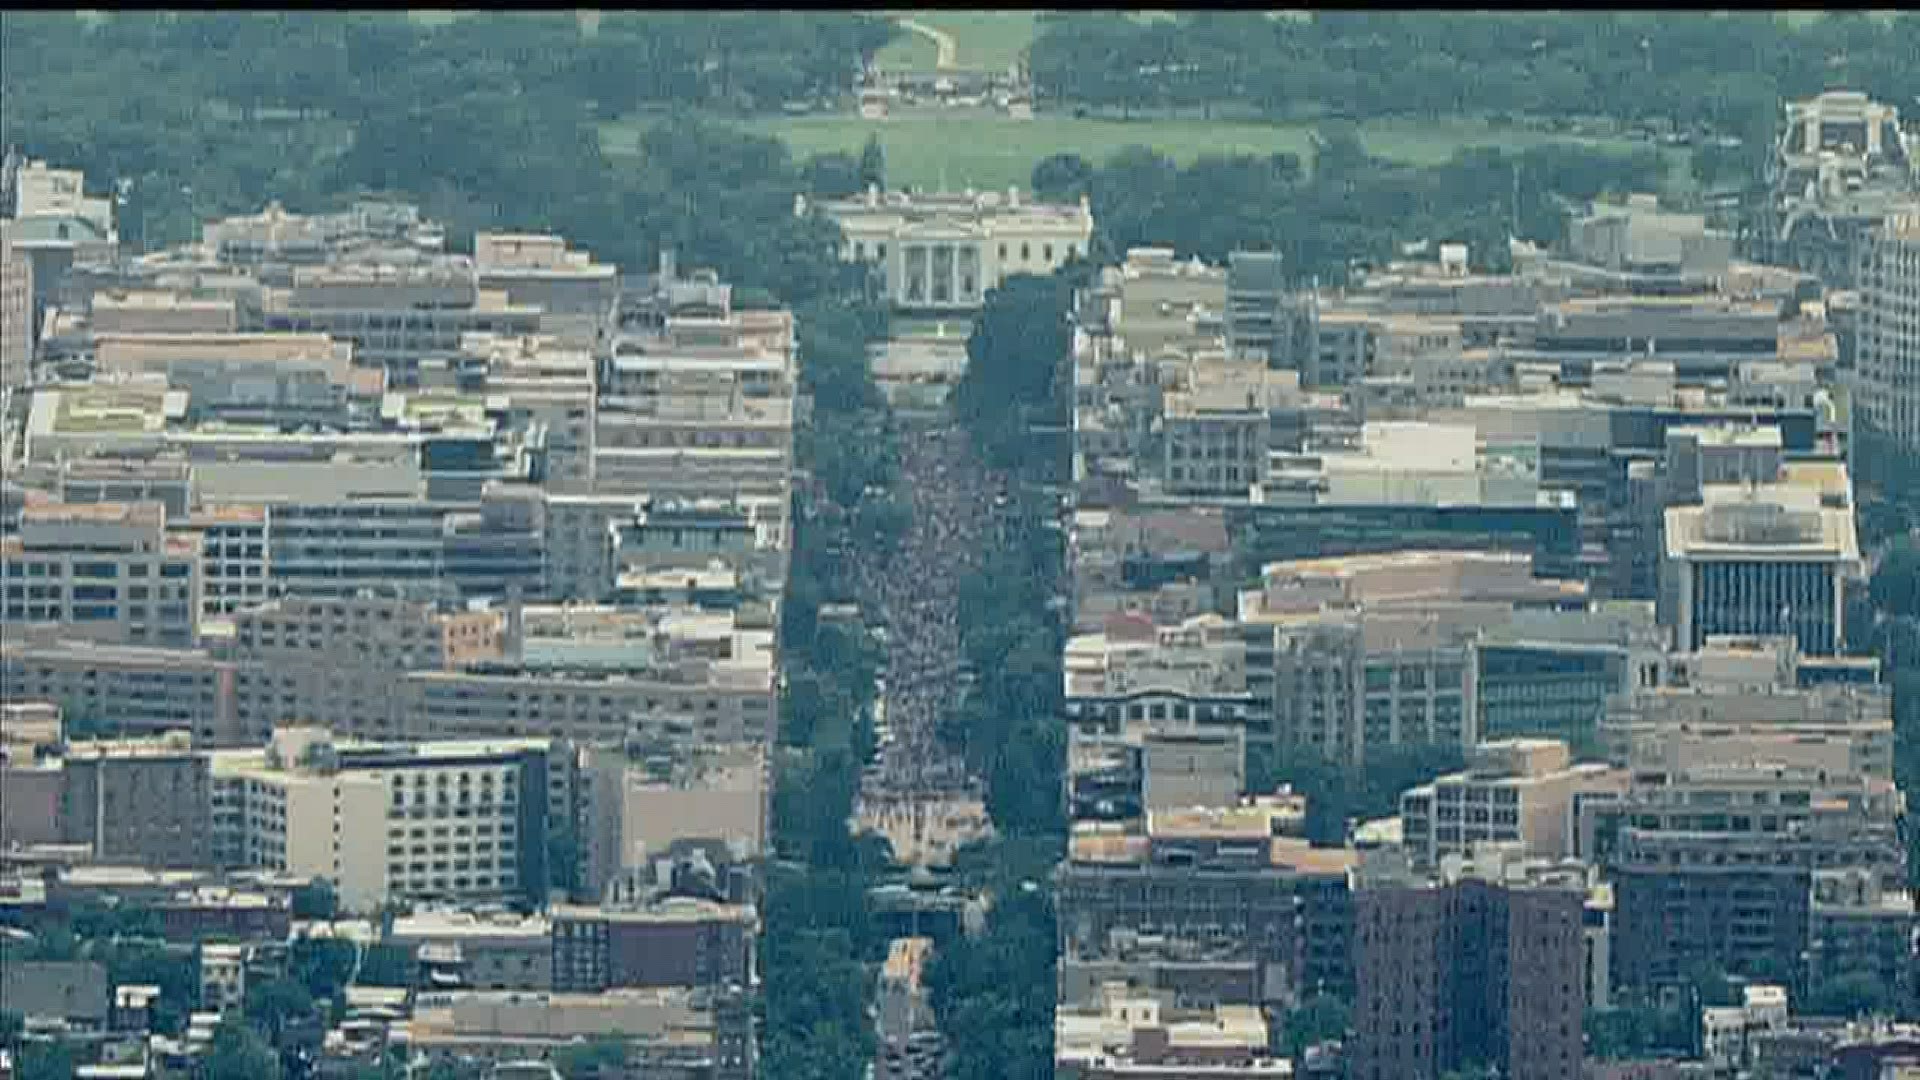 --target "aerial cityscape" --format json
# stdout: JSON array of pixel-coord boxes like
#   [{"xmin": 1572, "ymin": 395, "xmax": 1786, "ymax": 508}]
[{"xmin": 2, "ymin": 9, "xmax": 1920, "ymax": 1080}]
